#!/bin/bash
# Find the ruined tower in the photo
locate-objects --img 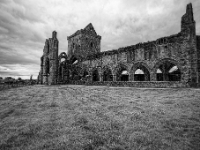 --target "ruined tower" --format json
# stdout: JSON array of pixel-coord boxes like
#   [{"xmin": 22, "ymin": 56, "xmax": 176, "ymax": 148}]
[
  {"xmin": 67, "ymin": 23, "xmax": 101, "ymax": 63},
  {"xmin": 181, "ymin": 3, "xmax": 198, "ymax": 85},
  {"xmin": 49, "ymin": 31, "xmax": 59, "ymax": 84},
  {"xmin": 41, "ymin": 31, "xmax": 59, "ymax": 85}
]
